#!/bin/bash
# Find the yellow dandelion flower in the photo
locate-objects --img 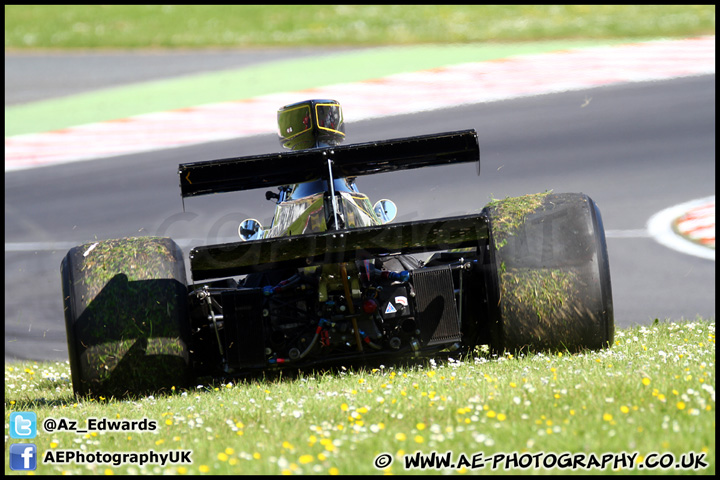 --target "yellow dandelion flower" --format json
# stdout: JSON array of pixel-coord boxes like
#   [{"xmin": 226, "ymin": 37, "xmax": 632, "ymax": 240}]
[
  {"xmin": 676, "ymin": 401, "xmax": 686, "ymax": 410},
  {"xmin": 217, "ymin": 452, "xmax": 228, "ymax": 462},
  {"xmin": 497, "ymin": 413, "xmax": 507, "ymax": 421},
  {"xmin": 642, "ymin": 377, "xmax": 651, "ymax": 386},
  {"xmin": 603, "ymin": 413, "xmax": 613, "ymax": 422},
  {"xmin": 177, "ymin": 467, "xmax": 187, "ymax": 474},
  {"xmin": 329, "ymin": 467, "xmax": 340, "ymax": 475},
  {"xmin": 487, "ymin": 410, "xmax": 497, "ymax": 418},
  {"xmin": 620, "ymin": 406, "xmax": 630, "ymax": 414},
  {"xmin": 104, "ymin": 468, "xmax": 114, "ymax": 475},
  {"xmin": 340, "ymin": 403, "xmax": 349, "ymax": 411},
  {"xmin": 414, "ymin": 435, "xmax": 424, "ymax": 443},
  {"xmin": 299, "ymin": 454, "xmax": 314, "ymax": 464},
  {"xmin": 165, "ymin": 419, "xmax": 173, "ymax": 426},
  {"xmin": 50, "ymin": 442, "xmax": 58, "ymax": 448},
  {"xmin": 395, "ymin": 432, "xmax": 407, "ymax": 441},
  {"xmin": 416, "ymin": 422, "xmax": 426, "ymax": 430},
  {"xmin": 199, "ymin": 465, "xmax": 210, "ymax": 473},
  {"xmin": 253, "ymin": 452, "xmax": 261, "ymax": 460}
]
